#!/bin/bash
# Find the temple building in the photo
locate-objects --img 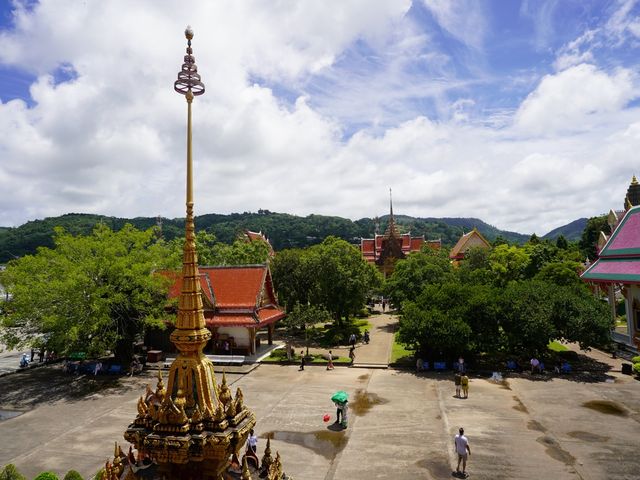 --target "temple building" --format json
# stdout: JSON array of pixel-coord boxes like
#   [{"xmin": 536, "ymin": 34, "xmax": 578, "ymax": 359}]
[
  {"xmin": 449, "ymin": 228, "xmax": 492, "ymax": 265},
  {"xmin": 582, "ymin": 175, "xmax": 640, "ymax": 352},
  {"xmin": 164, "ymin": 264, "xmax": 285, "ymax": 355},
  {"xmin": 104, "ymin": 27, "xmax": 291, "ymax": 479},
  {"xmin": 360, "ymin": 192, "xmax": 441, "ymax": 277},
  {"xmin": 243, "ymin": 230, "xmax": 275, "ymax": 257}
]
